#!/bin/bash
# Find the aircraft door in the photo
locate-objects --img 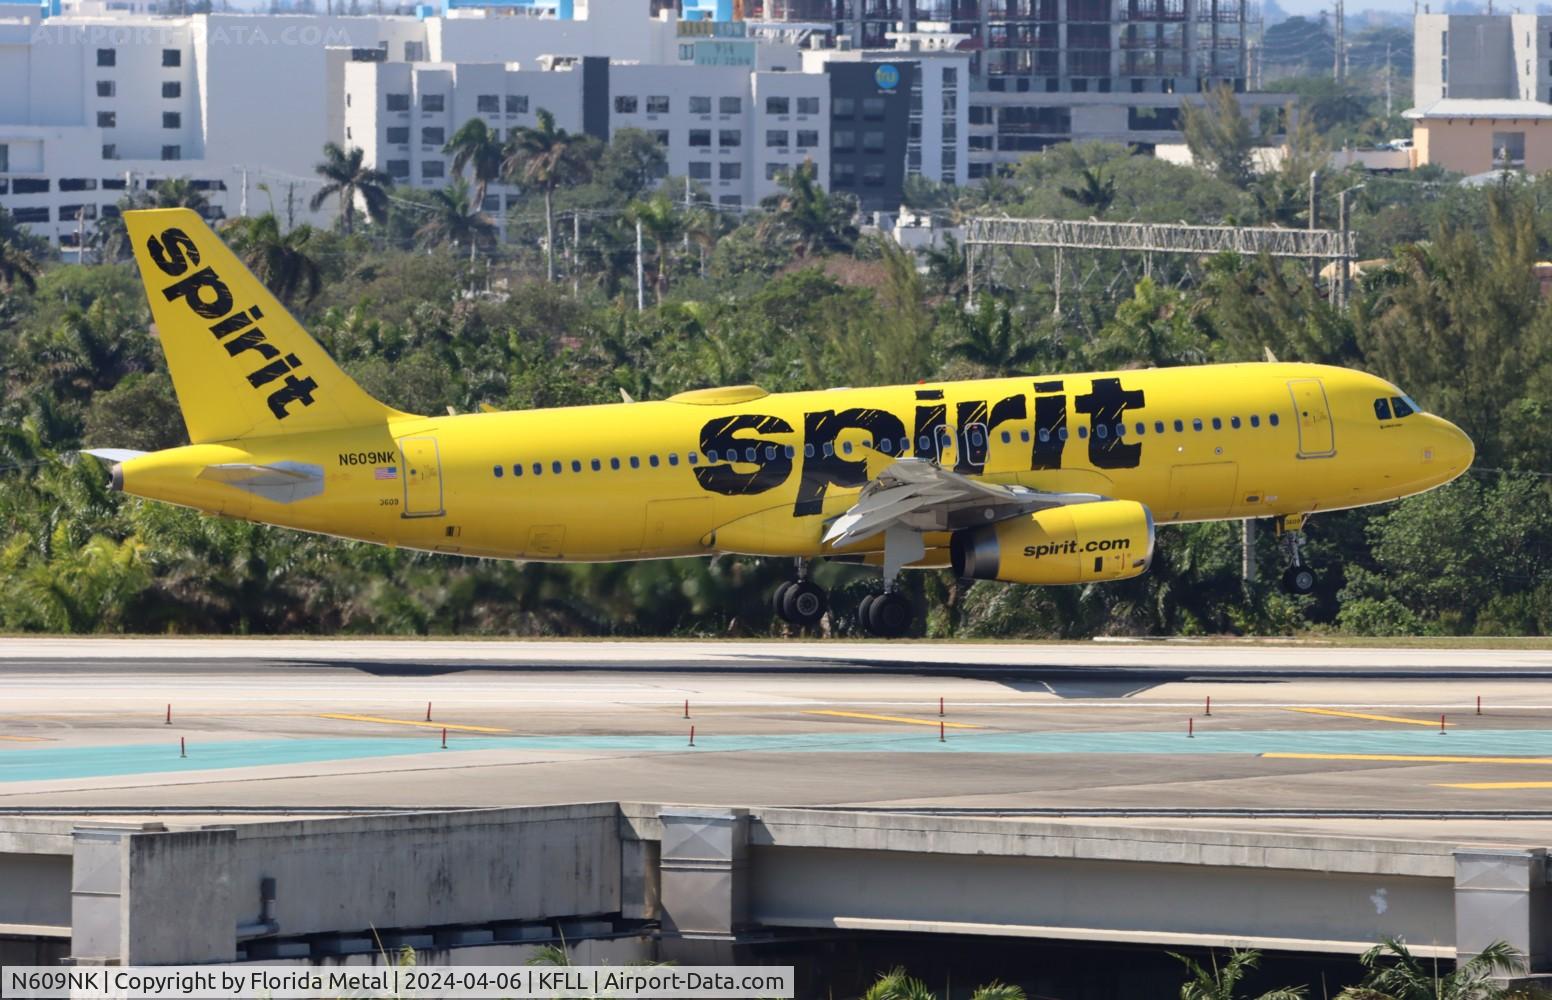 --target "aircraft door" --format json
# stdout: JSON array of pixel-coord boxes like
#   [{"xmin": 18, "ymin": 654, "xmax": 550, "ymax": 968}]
[
  {"xmin": 1287, "ymin": 379, "xmax": 1336, "ymax": 458},
  {"xmin": 397, "ymin": 436, "xmax": 444, "ymax": 517}
]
